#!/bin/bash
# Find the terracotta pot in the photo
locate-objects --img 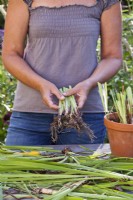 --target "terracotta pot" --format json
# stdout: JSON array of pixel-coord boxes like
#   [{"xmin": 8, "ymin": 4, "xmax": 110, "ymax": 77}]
[{"xmin": 104, "ymin": 113, "xmax": 133, "ymax": 157}]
